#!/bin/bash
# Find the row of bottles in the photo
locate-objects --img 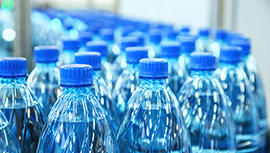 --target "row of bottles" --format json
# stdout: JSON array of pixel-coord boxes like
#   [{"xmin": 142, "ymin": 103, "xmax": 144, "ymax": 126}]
[{"xmin": 0, "ymin": 8, "xmax": 267, "ymax": 153}]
